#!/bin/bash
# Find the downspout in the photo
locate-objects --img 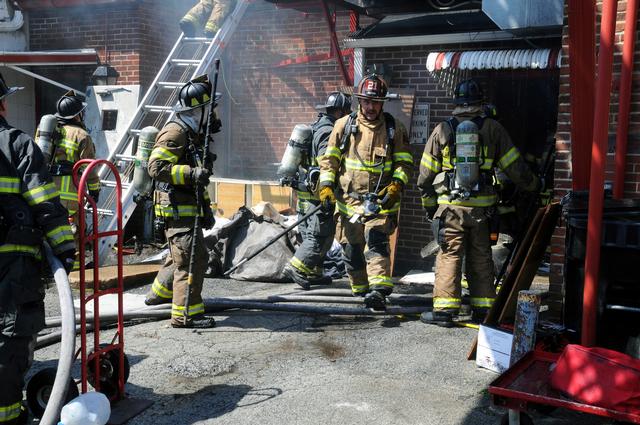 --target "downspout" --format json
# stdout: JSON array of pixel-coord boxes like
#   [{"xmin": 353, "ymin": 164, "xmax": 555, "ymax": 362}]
[
  {"xmin": 613, "ymin": 0, "xmax": 638, "ymax": 199},
  {"xmin": 582, "ymin": 0, "xmax": 618, "ymax": 347},
  {"xmin": 568, "ymin": 0, "xmax": 596, "ymax": 191}
]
